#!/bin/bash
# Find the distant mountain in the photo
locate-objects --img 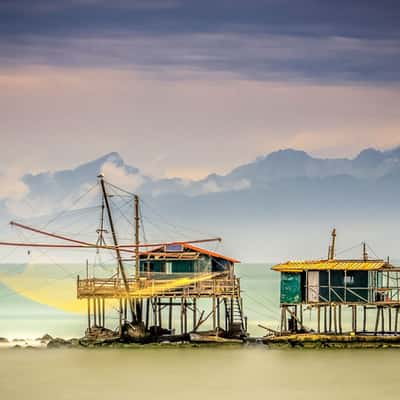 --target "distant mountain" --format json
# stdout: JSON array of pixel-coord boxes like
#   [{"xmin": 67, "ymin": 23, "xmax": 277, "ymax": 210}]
[{"xmin": 0, "ymin": 145, "xmax": 399, "ymax": 261}]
